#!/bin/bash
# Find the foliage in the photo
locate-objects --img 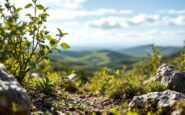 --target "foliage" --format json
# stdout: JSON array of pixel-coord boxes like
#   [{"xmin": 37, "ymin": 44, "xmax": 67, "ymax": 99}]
[
  {"xmin": 87, "ymin": 58, "xmax": 167, "ymax": 101},
  {"xmin": 38, "ymin": 75, "xmax": 54, "ymax": 94},
  {"xmin": 50, "ymin": 101, "xmax": 64, "ymax": 114},
  {"xmin": 148, "ymin": 45, "xmax": 162, "ymax": 72},
  {"xmin": 143, "ymin": 81, "xmax": 167, "ymax": 92},
  {"xmin": 169, "ymin": 43, "xmax": 185, "ymax": 70},
  {"xmin": 126, "ymin": 111, "xmax": 139, "ymax": 115},
  {"xmin": 132, "ymin": 44, "xmax": 162, "ymax": 77},
  {"xmin": 110, "ymin": 82, "xmax": 142, "ymax": 99},
  {"xmin": 60, "ymin": 78, "xmax": 79, "ymax": 92},
  {"xmin": 86, "ymin": 66, "xmax": 142, "ymax": 98},
  {"xmin": 107, "ymin": 106, "xmax": 121, "ymax": 115},
  {"xmin": 0, "ymin": 0, "xmax": 69, "ymax": 83},
  {"xmin": 86, "ymin": 67, "xmax": 124, "ymax": 95},
  {"xmin": 97, "ymin": 68, "xmax": 116, "ymax": 95},
  {"xmin": 174, "ymin": 100, "xmax": 185, "ymax": 115}
]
